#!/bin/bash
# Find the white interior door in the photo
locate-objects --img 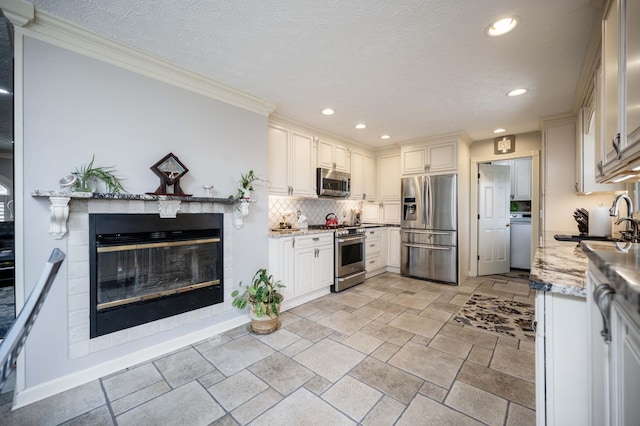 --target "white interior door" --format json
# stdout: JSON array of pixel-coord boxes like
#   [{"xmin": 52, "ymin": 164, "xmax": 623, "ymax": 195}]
[{"xmin": 478, "ymin": 163, "xmax": 511, "ymax": 275}]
